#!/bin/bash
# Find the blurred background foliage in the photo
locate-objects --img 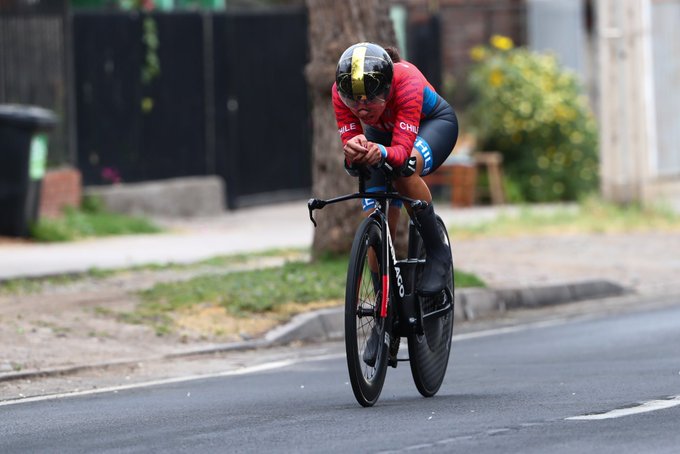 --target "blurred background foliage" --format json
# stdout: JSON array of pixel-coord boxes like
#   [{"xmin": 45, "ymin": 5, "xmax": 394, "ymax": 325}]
[{"xmin": 466, "ymin": 35, "xmax": 599, "ymax": 203}]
